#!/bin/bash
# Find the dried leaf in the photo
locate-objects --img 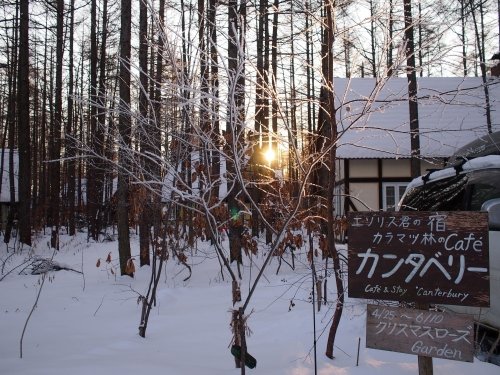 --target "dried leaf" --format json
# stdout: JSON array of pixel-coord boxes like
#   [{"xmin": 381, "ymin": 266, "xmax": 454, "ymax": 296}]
[
  {"xmin": 96, "ymin": 258, "xmax": 101, "ymax": 268},
  {"xmin": 294, "ymin": 234, "xmax": 303, "ymax": 248},
  {"xmin": 177, "ymin": 253, "xmax": 187, "ymax": 263},
  {"xmin": 106, "ymin": 252, "xmax": 112, "ymax": 263},
  {"xmin": 125, "ymin": 258, "xmax": 136, "ymax": 275},
  {"xmin": 307, "ymin": 249, "xmax": 313, "ymax": 264}
]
